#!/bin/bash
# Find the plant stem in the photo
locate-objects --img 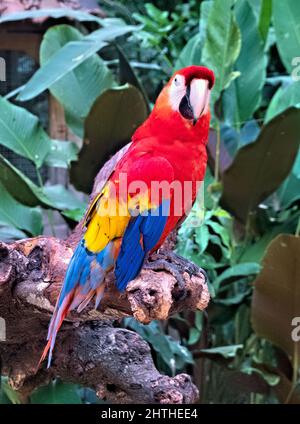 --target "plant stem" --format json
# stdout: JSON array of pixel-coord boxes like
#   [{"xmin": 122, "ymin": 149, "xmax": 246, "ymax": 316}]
[
  {"xmin": 214, "ymin": 121, "xmax": 221, "ymax": 182},
  {"xmin": 285, "ymin": 342, "xmax": 299, "ymax": 404},
  {"xmin": 295, "ymin": 216, "xmax": 300, "ymax": 237},
  {"xmin": 35, "ymin": 165, "xmax": 43, "ymax": 188},
  {"xmin": 35, "ymin": 166, "xmax": 56, "ymax": 237}
]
